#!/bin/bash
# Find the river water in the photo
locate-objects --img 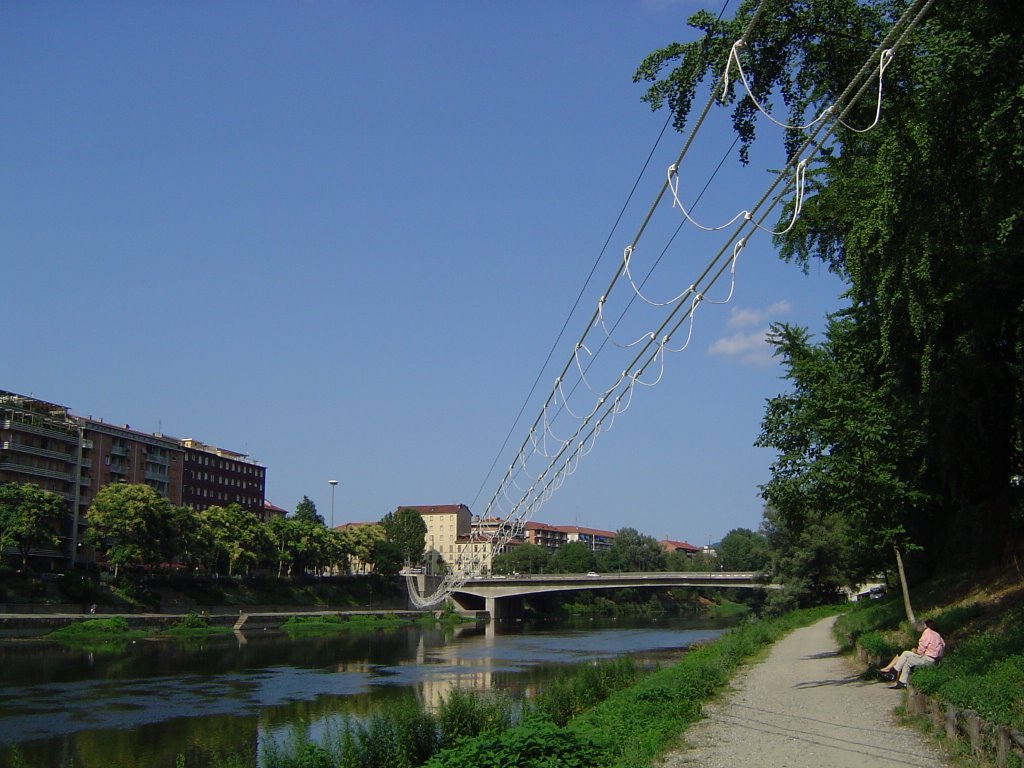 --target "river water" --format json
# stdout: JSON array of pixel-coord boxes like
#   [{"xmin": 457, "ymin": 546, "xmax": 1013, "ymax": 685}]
[{"xmin": 0, "ymin": 615, "xmax": 731, "ymax": 767}]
